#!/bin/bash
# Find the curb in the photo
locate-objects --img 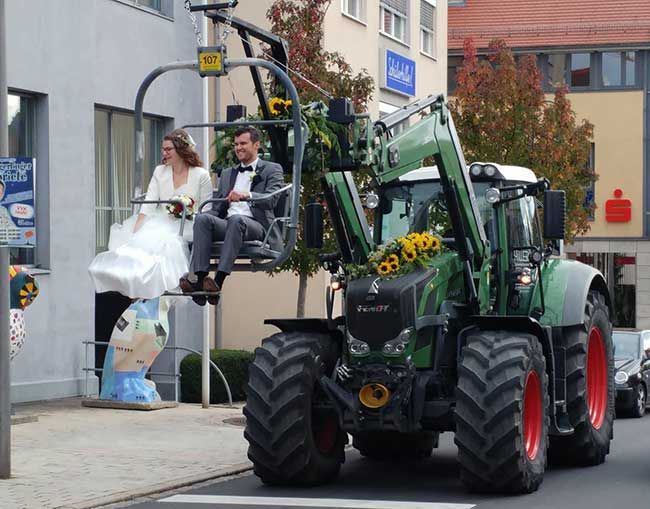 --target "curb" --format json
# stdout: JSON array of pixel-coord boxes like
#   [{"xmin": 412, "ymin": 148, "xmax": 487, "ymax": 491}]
[{"xmin": 59, "ymin": 461, "xmax": 253, "ymax": 509}]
